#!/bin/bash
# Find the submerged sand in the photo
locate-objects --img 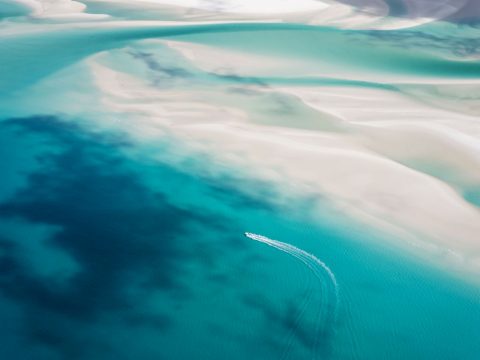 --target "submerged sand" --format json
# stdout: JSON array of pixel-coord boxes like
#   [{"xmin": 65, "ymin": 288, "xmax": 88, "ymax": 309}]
[{"xmin": 1, "ymin": 0, "xmax": 480, "ymax": 278}]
